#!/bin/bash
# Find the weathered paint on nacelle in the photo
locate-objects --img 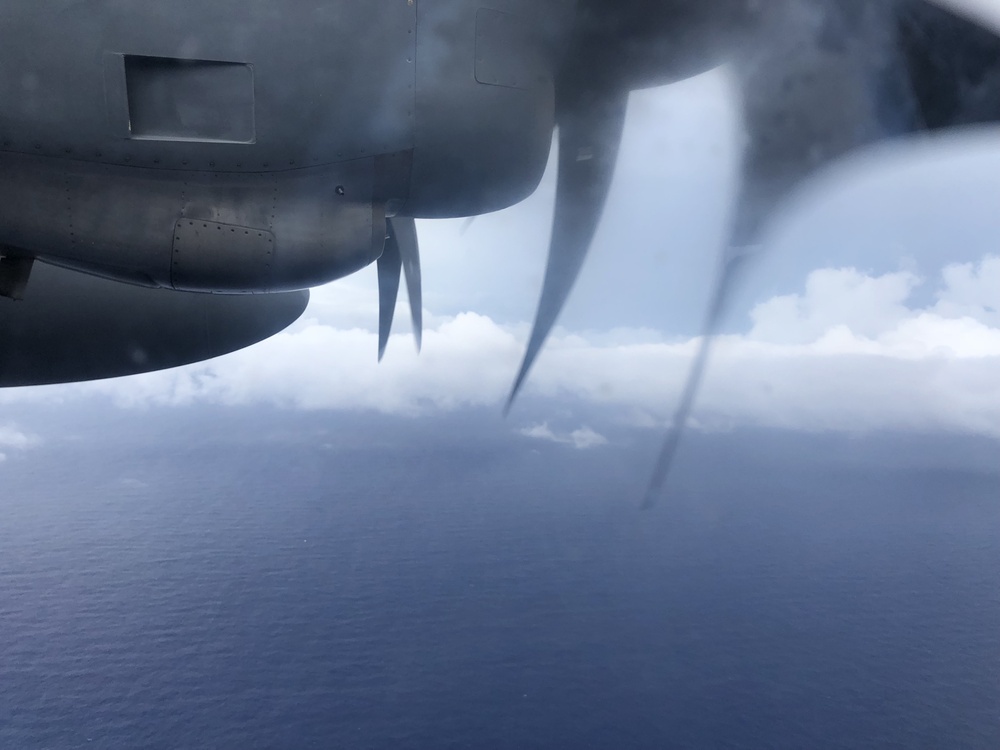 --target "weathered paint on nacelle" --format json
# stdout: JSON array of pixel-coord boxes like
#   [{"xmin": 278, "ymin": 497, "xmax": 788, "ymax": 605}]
[
  {"xmin": 0, "ymin": 1, "xmax": 418, "ymax": 171},
  {"xmin": 0, "ymin": 1, "xmax": 570, "ymax": 292},
  {"xmin": 406, "ymin": 0, "xmax": 567, "ymax": 218},
  {"xmin": 0, "ymin": 152, "xmax": 383, "ymax": 293}
]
